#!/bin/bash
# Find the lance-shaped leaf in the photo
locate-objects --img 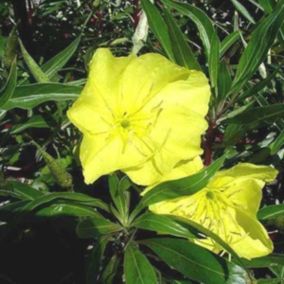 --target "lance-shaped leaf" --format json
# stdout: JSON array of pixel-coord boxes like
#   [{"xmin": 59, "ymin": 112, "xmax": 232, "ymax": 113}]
[
  {"xmin": 163, "ymin": 8, "xmax": 200, "ymax": 70},
  {"xmin": 19, "ymin": 39, "xmax": 50, "ymax": 83},
  {"xmin": 141, "ymin": 154, "xmax": 227, "ymax": 206},
  {"xmin": 76, "ymin": 216, "xmax": 121, "ymax": 238},
  {"xmin": 258, "ymin": 205, "xmax": 284, "ymax": 221},
  {"xmin": 0, "ymin": 58, "xmax": 17, "ymax": 107},
  {"xmin": 124, "ymin": 243, "xmax": 158, "ymax": 284},
  {"xmin": 232, "ymin": 1, "xmax": 284, "ymax": 93},
  {"xmin": 42, "ymin": 36, "xmax": 81, "ymax": 79},
  {"xmin": 143, "ymin": 238, "xmax": 229, "ymax": 284},
  {"xmin": 133, "ymin": 212, "xmax": 196, "ymax": 239},
  {"xmin": 141, "ymin": 0, "xmax": 175, "ymax": 61},
  {"xmin": 1, "ymin": 83, "xmax": 81, "ymax": 110}
]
